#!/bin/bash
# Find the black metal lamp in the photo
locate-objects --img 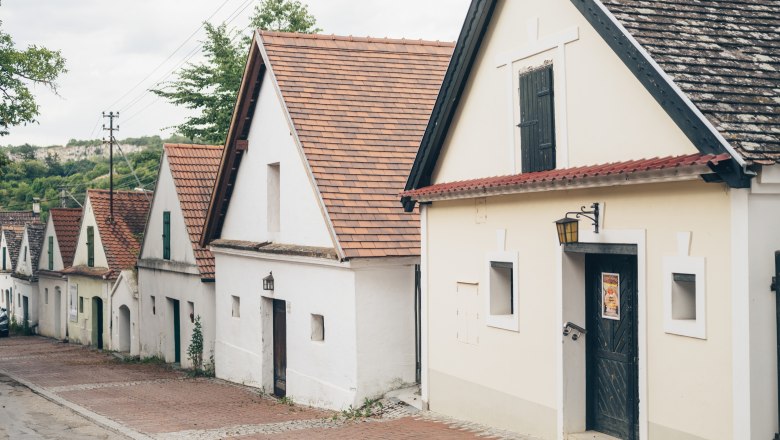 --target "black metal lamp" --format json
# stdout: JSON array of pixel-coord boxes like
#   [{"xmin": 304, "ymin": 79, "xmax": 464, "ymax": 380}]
[
  {"xmin": 554, "ymin": 203, "xmax": 600, "ymax": 245},
  {"xmin": 263, "ymin": 272, "xmax": 274, "ymax": 291}
]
